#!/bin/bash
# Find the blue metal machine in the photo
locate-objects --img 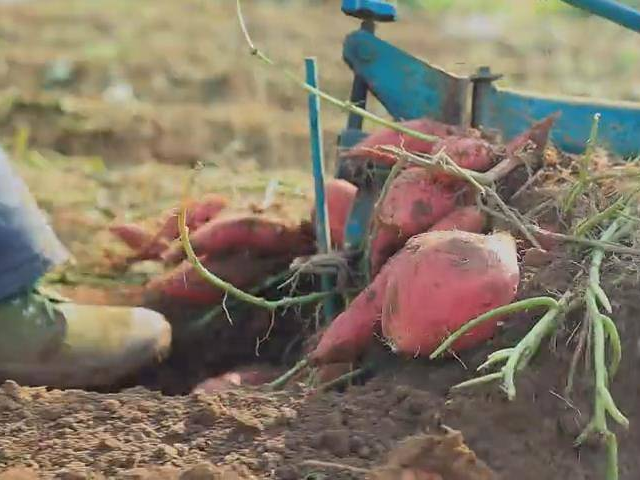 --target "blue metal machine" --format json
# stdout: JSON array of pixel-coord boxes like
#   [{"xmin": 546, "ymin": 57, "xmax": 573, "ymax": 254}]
[{"xmin": 328, "ymin": 0, "xmax": 640, "ymax": 254}]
